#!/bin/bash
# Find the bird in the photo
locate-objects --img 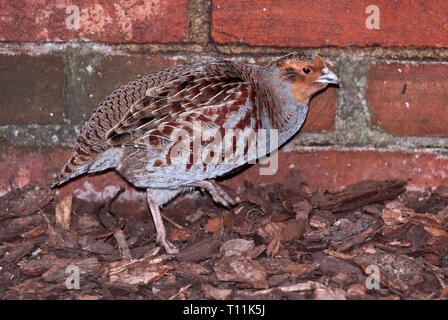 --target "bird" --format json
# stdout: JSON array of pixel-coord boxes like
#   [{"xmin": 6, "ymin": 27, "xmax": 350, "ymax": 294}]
[{"xmin": 52, "ymin": 53, "xmax": 339, "ymax": 254}]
